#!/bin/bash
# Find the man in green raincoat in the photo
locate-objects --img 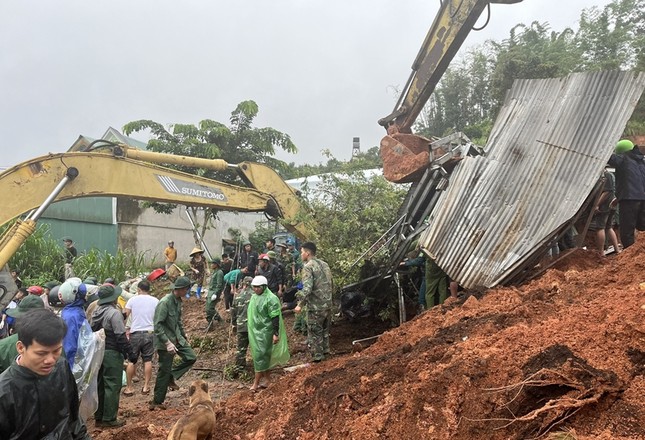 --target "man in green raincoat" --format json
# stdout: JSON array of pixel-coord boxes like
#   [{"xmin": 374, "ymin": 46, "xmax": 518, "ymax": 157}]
[{"xmin": 247, "ymin": 275, "xmax": 289, "ymax": 391}]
